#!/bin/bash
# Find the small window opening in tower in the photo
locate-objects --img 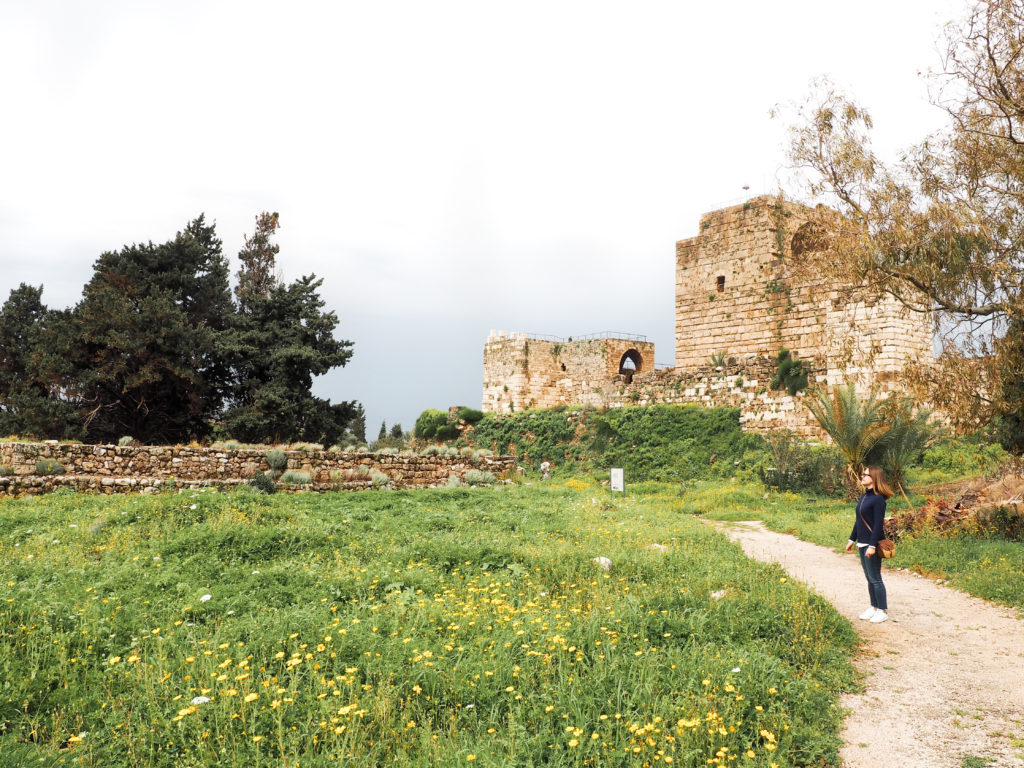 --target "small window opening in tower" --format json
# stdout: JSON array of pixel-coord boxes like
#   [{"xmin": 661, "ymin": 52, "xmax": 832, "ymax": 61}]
[
  {"xmin": 716, "ymin": 275, "xmax": 725, "ymax": 292},
  {"xmin": 618, "ymin": 349, "xmax": 643, "ymax": 385}
]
